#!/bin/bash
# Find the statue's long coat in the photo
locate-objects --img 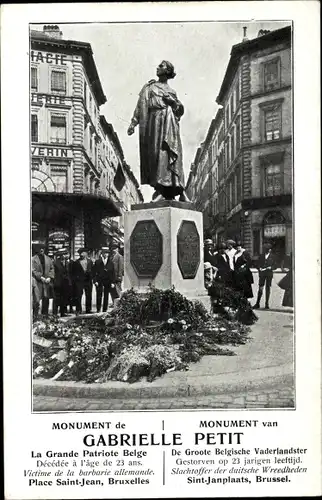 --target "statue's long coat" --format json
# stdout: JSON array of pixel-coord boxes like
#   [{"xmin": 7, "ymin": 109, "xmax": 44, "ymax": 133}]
[{"xmin": 131, "ymin": 80, "xmax": 185, "ymax": 192}]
